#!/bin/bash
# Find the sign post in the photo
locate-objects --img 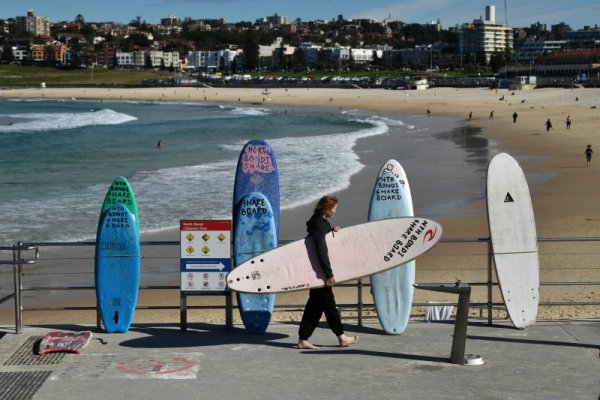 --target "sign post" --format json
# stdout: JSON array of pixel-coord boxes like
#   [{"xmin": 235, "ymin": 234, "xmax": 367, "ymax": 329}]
[{"xmin": 179, "ymin": 220, "xmax": 232, "ymax": 331}]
